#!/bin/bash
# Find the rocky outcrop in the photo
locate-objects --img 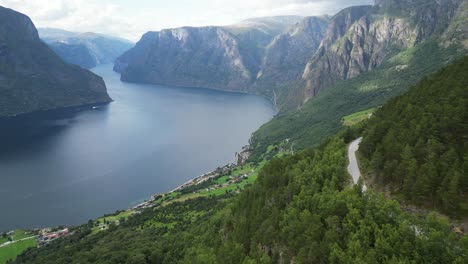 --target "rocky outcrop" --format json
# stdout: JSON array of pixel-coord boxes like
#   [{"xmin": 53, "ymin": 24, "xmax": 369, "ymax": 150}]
[
  {"xmin": 0, "ymin": 6, "xmax": 111, "ymax": 117},
  {"xmin": 255, "ymin": 16, "xmax": 329, "ymax": 91},
  {"xmin": 300, "ymin": 0, "xmax": 464, "ymax": 101},
  {"xmin": 39, "ymin": 28, "xmax": 133, "ymax": 69}
]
